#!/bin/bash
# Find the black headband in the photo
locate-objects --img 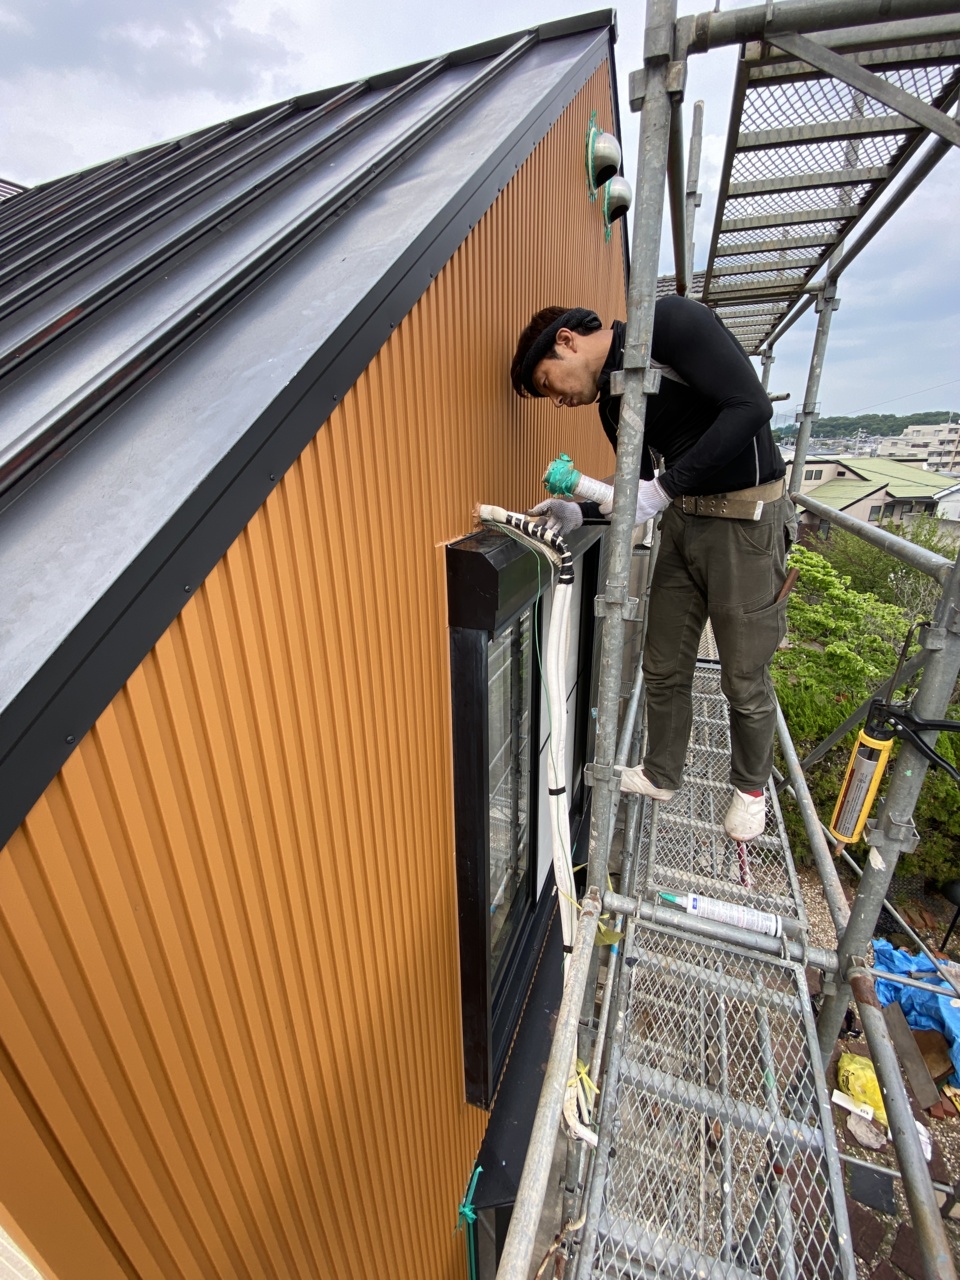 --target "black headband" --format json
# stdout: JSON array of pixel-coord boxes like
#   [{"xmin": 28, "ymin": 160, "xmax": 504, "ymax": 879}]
[{"xmin": 520, "ymin": 308, "xmax": 602, "ymax": 396}]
